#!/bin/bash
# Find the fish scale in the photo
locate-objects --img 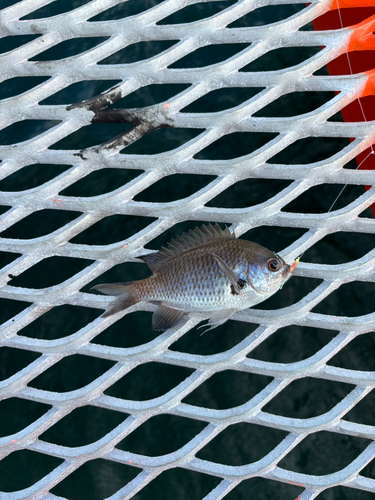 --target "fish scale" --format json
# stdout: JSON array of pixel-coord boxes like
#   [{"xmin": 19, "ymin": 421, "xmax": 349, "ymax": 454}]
[{"xmin": 93, "ymin": 224, "xmax": 296, "ymax": 330}]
